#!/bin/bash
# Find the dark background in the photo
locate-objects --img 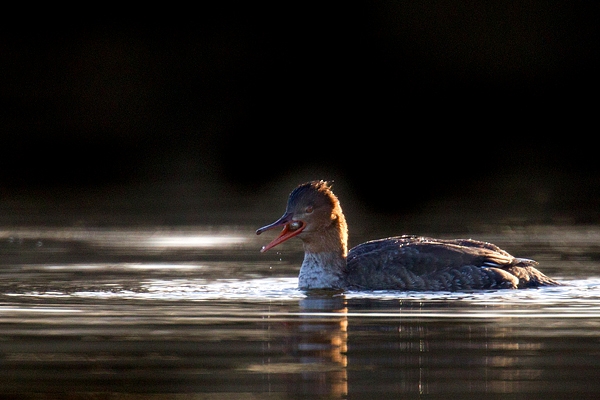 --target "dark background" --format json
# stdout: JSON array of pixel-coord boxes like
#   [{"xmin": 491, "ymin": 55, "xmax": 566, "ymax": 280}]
[{"xmin": 1, "ymin": 2, "xmax": 599, "ymax": 219}]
